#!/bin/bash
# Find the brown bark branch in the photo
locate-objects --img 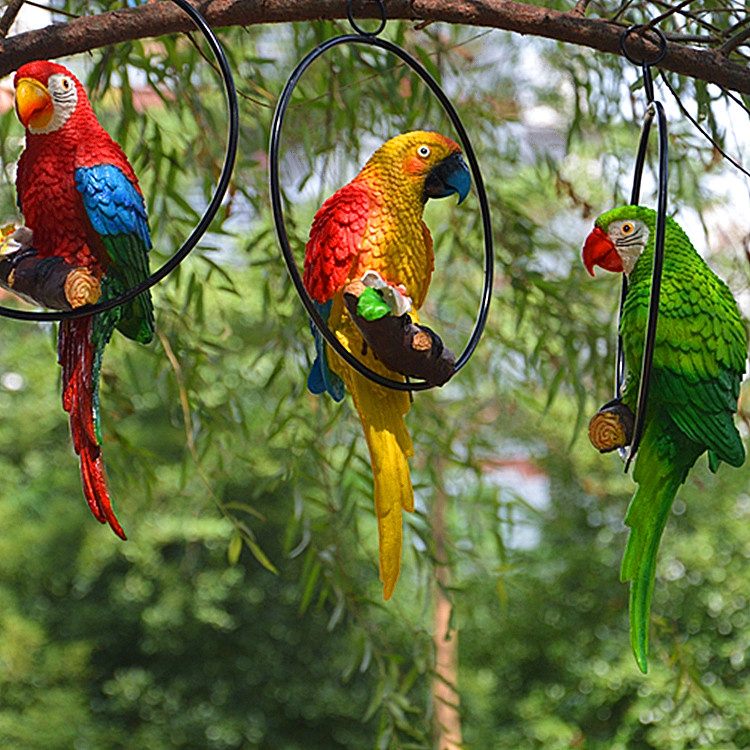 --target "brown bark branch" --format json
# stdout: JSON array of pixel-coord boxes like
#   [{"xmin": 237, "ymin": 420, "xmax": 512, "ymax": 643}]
[
  {"xmin": 0, "ymin": 0, "xmax": 748, "ymax": 94},
  {"xmin": 571, "ymin": 0, "xmax": 591, "ymax": 18},
  {"xmin": 720, "ymin": 25, "xmax": 750, "ymax": 56},
  {"xmin": 0, "ymin": 0, "xmax": 26, "ymax": 40}
]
